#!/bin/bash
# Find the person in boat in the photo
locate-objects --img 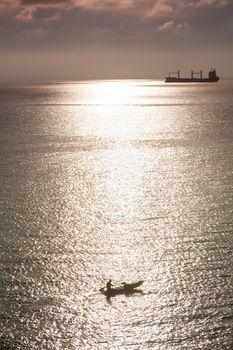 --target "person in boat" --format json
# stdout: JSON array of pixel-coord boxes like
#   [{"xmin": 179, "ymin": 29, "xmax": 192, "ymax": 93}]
[{"xmin": 106, "ymin": 279, "xmax": 112, "ymax": 293}]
